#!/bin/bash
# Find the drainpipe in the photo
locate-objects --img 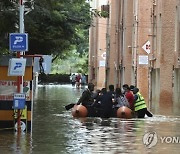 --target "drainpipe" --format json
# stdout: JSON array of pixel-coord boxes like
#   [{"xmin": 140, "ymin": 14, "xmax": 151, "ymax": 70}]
[
  {"xmin": 119, "ymin": 0, "xmax": 125, "ymax": 88},
  {"xmin": 105, "ymin": 25, "xmax": 110, "ymax": 88},
  {"xmin": 105, "ymin": 2, "xmax": 110, "ymax": 89},
  {"xmin": 116, "ymin": 0, "xmax": 120, "ymax": 88},
  {"xmin": 133, "ymin": 0, "xmax": 139, "ymax": 87},
  {"xmin": 148, "ymin": 1, "xmax": 156, "ymax": 109}
]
